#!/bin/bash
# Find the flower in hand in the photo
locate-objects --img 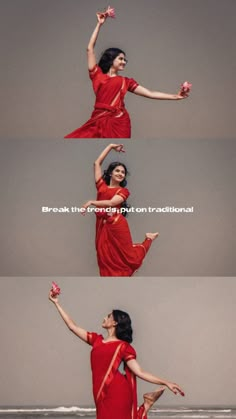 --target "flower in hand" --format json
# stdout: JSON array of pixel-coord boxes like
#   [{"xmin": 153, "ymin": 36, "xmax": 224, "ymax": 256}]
[
  {"xmin": 180, "ymin": 81, "xmax": 192, "ymax": 94},
  {"xmin": 104, "ymin": 6, "xmax": 115, "ymax": 18},
  {"xmin": 51, "ymin": 281, "xmax": 61, "ymax": 297}
]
